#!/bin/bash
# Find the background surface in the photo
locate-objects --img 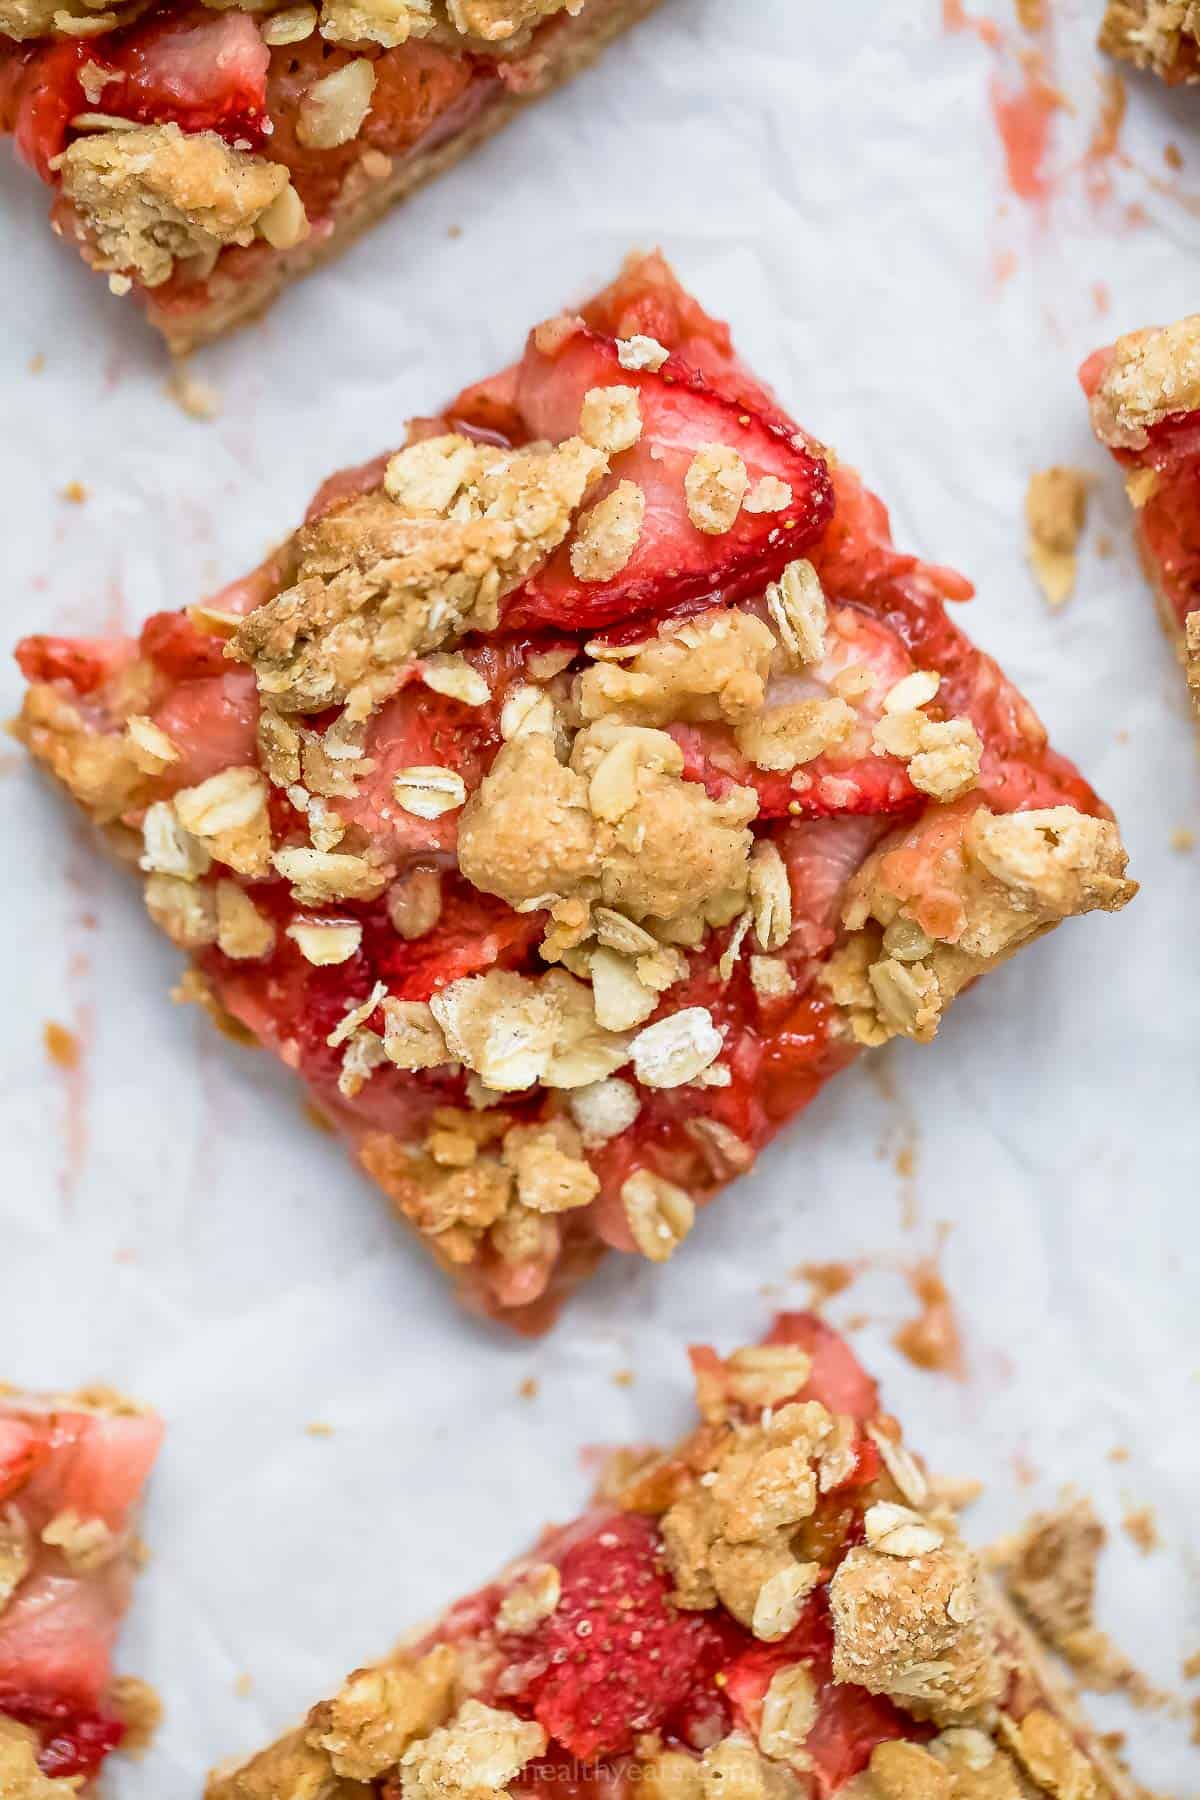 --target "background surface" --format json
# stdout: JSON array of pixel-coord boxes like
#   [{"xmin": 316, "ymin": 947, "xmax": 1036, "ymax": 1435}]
[{"xmin": 1, "ymin": 0, "xmax": 1197, "ymax": 1790}]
